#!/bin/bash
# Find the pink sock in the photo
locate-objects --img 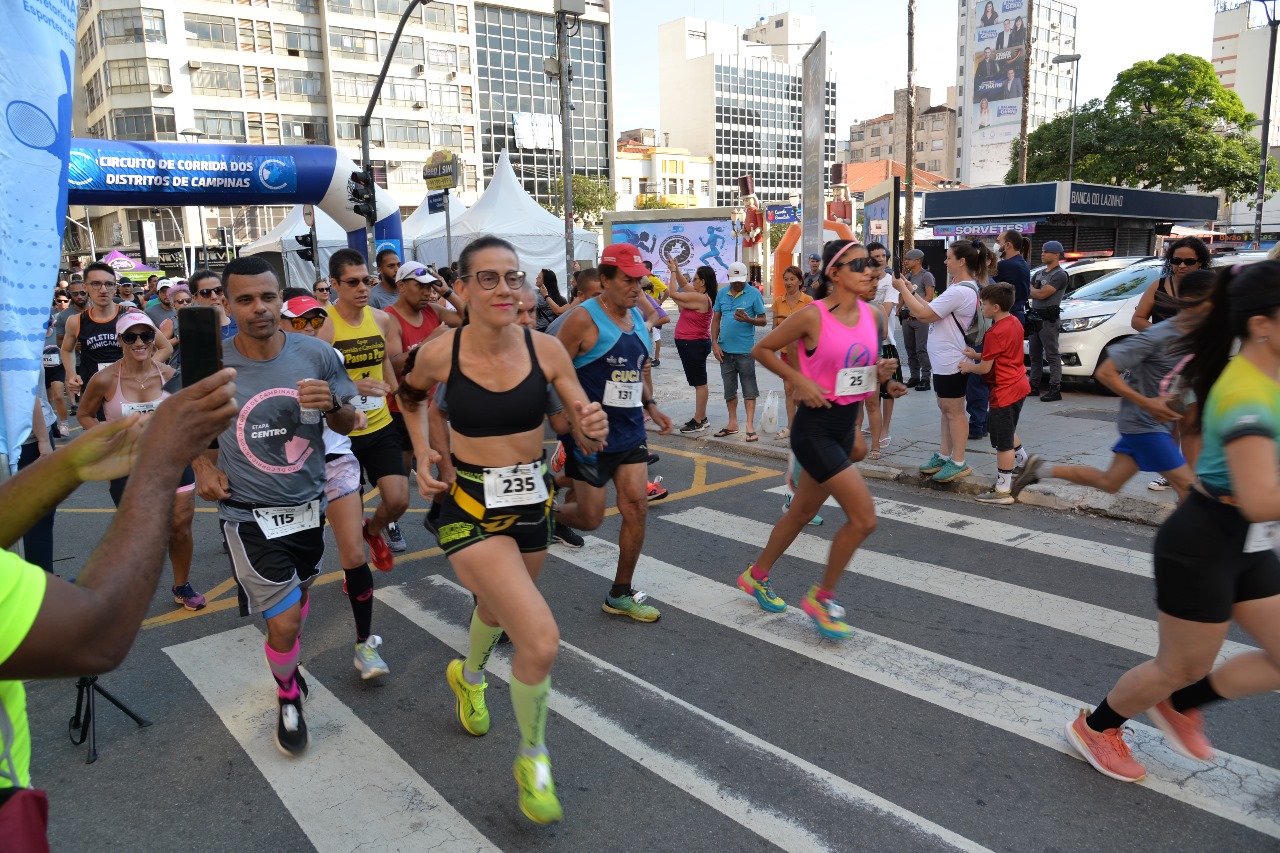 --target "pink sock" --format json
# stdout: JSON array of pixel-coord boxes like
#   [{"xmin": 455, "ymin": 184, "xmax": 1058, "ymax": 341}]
[
  {"xmin": 265, "ymin": 639, "xmax": 301, "ymax": 700},
  {"xmin": 749, "ymin": 563, "xmax": 770, "ymax": 582},
  {"xmin": 815, "ymin": 587, "xmax": 834, "ymax": 603}
]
